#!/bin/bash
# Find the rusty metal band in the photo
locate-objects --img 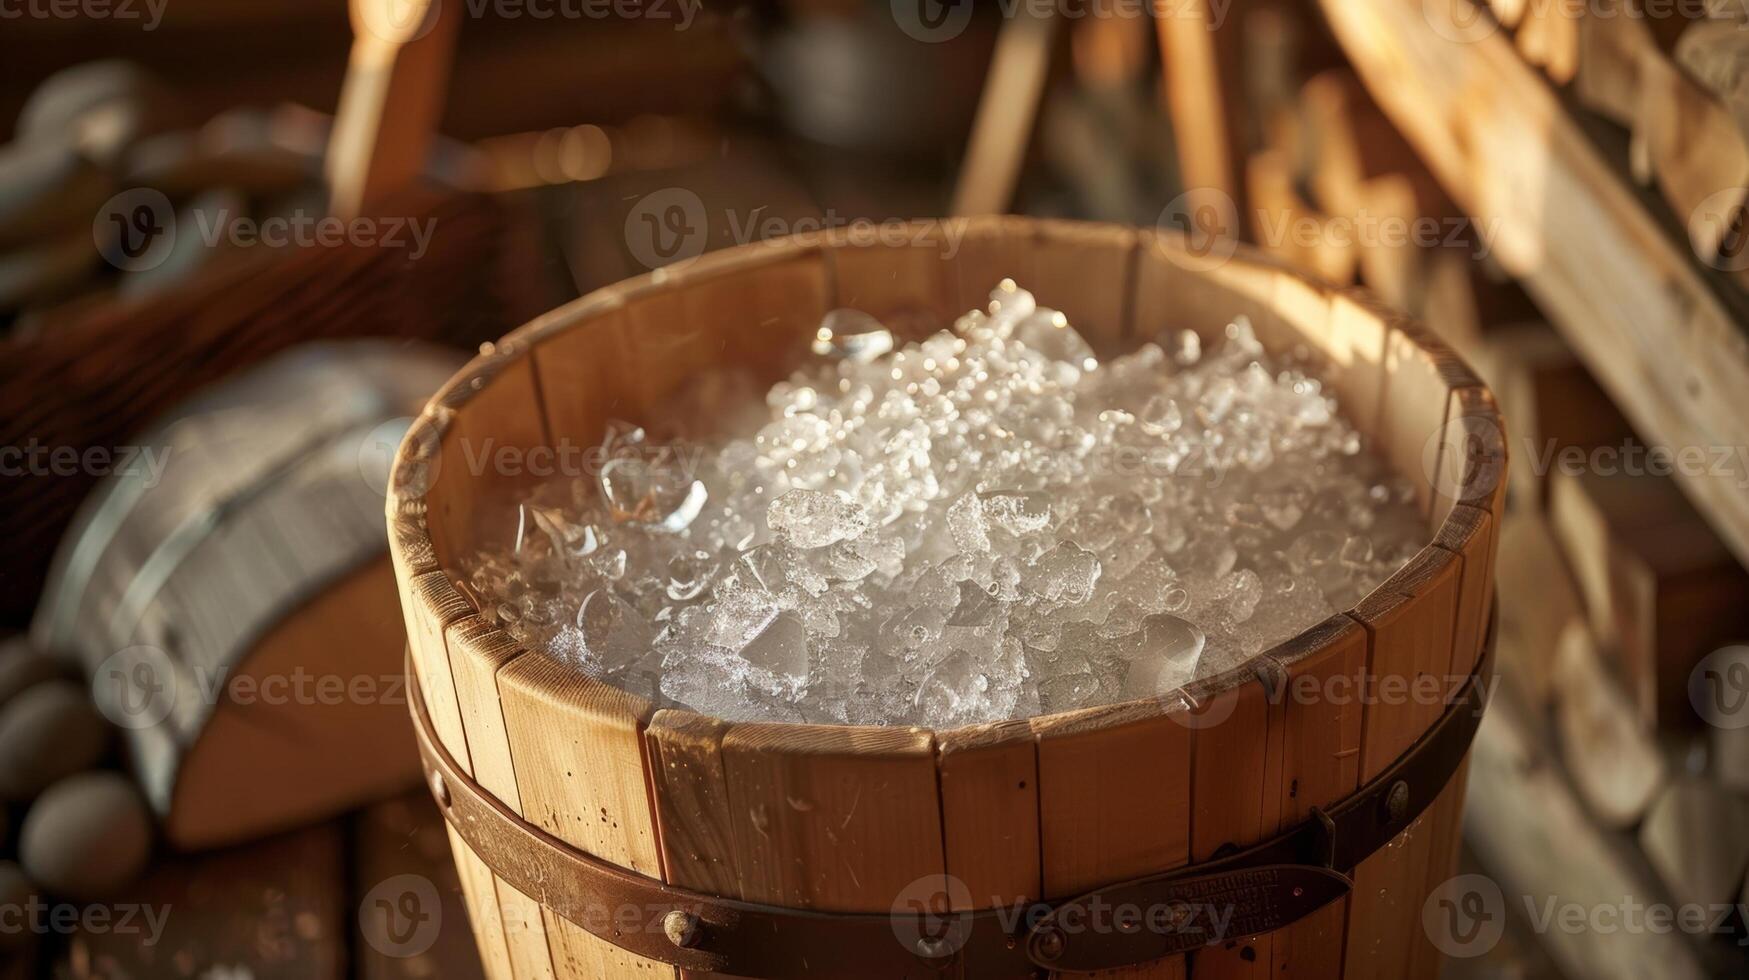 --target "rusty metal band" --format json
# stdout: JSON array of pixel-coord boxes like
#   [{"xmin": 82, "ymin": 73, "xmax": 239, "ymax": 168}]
[{"xmin": 413, "ymin": 609, "xmax": 1495, "ymax": 977}]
